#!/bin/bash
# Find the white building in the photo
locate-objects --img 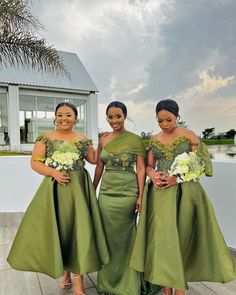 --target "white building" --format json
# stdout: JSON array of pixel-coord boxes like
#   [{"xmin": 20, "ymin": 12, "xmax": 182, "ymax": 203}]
[{"xmin": 0, "ymin": 51, "xmax": 98, "ymax": 151}]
